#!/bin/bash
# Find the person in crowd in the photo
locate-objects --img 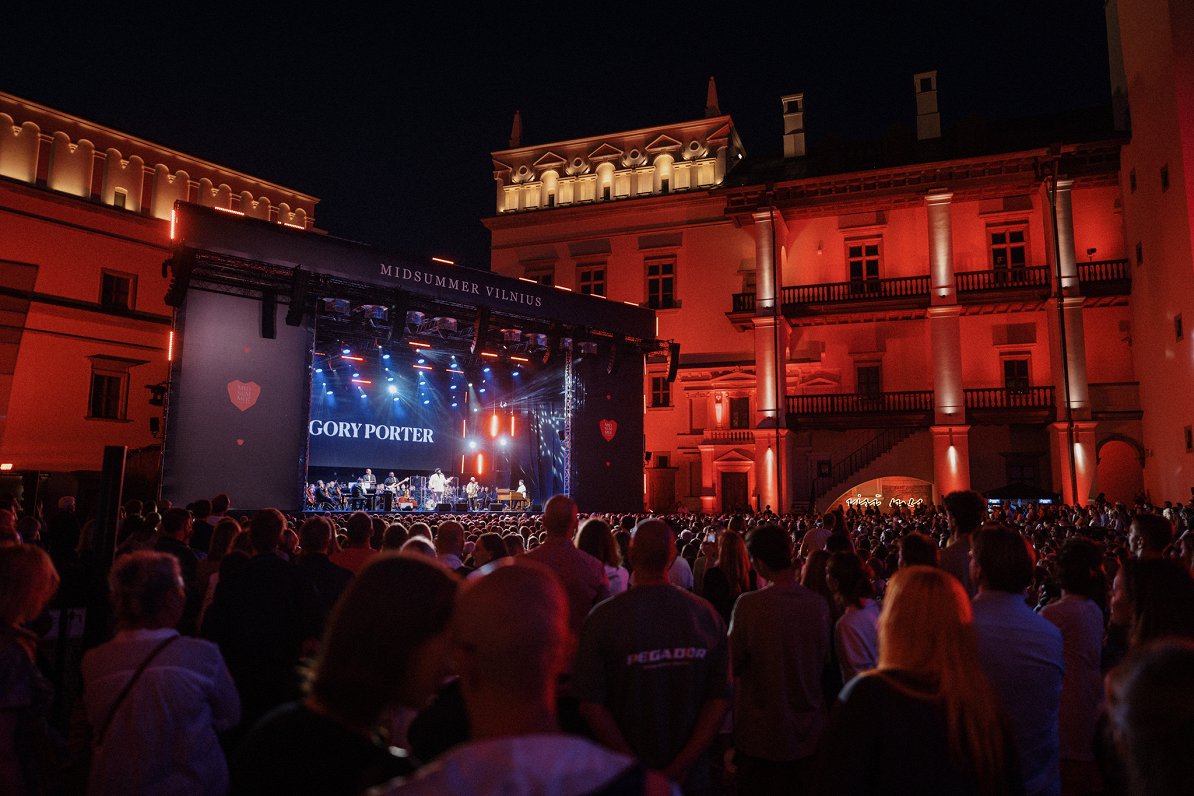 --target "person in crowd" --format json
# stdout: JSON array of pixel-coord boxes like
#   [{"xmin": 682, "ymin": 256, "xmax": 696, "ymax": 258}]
[
  {"xmin": 826, "ymin": 552, "xmax": 881, "ymax": 683},
  {"xmin": 1108, "ymin": 557, "xmax": 1194, "ymax": 655},
  {"xmin": 798, "ymin": 513, "xmax": 837, "ymax": 559},
  {"xmin": 576, "ymin": 517, "xmax": 629, "ymax": 595},
  {"xmin": 293, "ymin": 516, "xmax": 353, "ymax": 622},
  {"xmin": 1105, "ymin": 638, "xmax": 1194, "ymax": 796},
  {"xmin": 434, "ymin": 520, "xmax": 472, "ymax": 576},
  {"xmin": 83, "ymin": 551, "xmax": 239, "ymax": 796},
  {"xmin": 940, "ymin": 490, "xmax": 986, "ymax": 597},
  {"xmin": 1127, "ymin": 512, "xmax": 1173, "ymax": 561},
  {"xmin": 381, "ymin": 523, "xmax": 409, "ymax": 551},
  {"xmin": 0, "ymin": 544, "xmax": 60, "ymax": 796},
  {"xmin": 729, "ymin": 525, "xmax": 831, "ymax": 794},
  {"xmin": 231, "ymin": 554, "xmax": 458, "ymax": 796},
  {"xmin": 667, "ymin": 524, "xmax": 696, "ymax": 591},
  {"xmin": 188, "ymin": 498, "xmax": 215, "ymax": 555},
  {"xmin": 1039, "ymin": 537, "xmax": 1106, "ymax": 795},
  {"xmin": 574, "ymin": 518, "xmax": 730, "ymax": 793},
  {"xmin": 470, "ymin": 532, "xmax": 507, "ymax": 568},
  {"xmin": 197, "ymin": 516, "xmax": 240, "ymax": 619},
  {"xmin": 692, "ymin": 534, "xmax": 718, "ymax": 595},
  {"xmin": 971, "ymin": 523, "xmax": 1064, "ymax": 796},
  {"xmin": 155, "ymin": 507, "xmax": 201, "ymax": 633},
  {"xmin": 897, "ymin": 531, "xmax": 939, "ymax": 568},
  {"xmin": 503, "ymin": 533, "xmax": 526, "ymax": 557},
  {"xmin": 520, "ymin": 495, "xmax": 609, "ymax": 635},
  {"xmin": 383, "ymin": 562, "xmax": 679, "ymax": 795},
  {"xmin": 700, "ymin": 529, "xmax": 755, "ymax": 624},
  {"xmin": 818, "ymin": 565, "xmax": 1020, "ymax": 794},
  {"xmin": 400, "ymin": 536, "xmax": 437, "ymax": 559},
  {"xmin": 332, "ymin": 511, "xmax": 377, "ymax": 574},
  {"xmin": 201, "ymin": 508, "xmax": 323, "ymax": 735}
]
